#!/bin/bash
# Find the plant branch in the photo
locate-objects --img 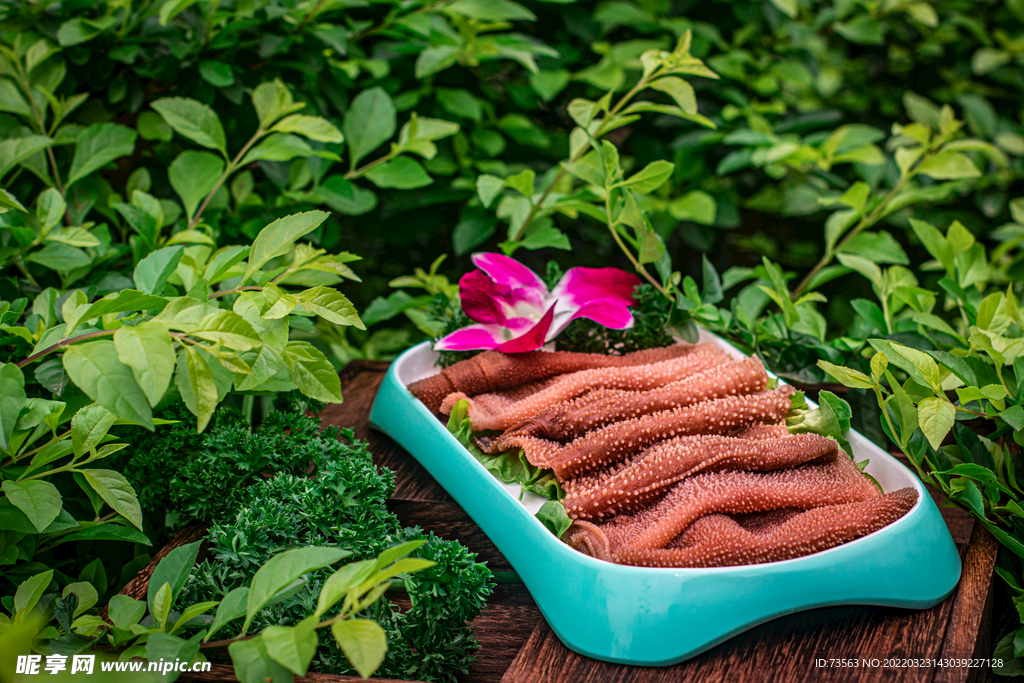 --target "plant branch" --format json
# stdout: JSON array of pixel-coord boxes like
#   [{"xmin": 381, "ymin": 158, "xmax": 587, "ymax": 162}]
[
  {"xmin": 17, "ymin": 330, "xmax": 116, "ymax": 368},
  {"xmin": 189, "ymin": 128, "xmax": 266, "ymax": 230}
]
